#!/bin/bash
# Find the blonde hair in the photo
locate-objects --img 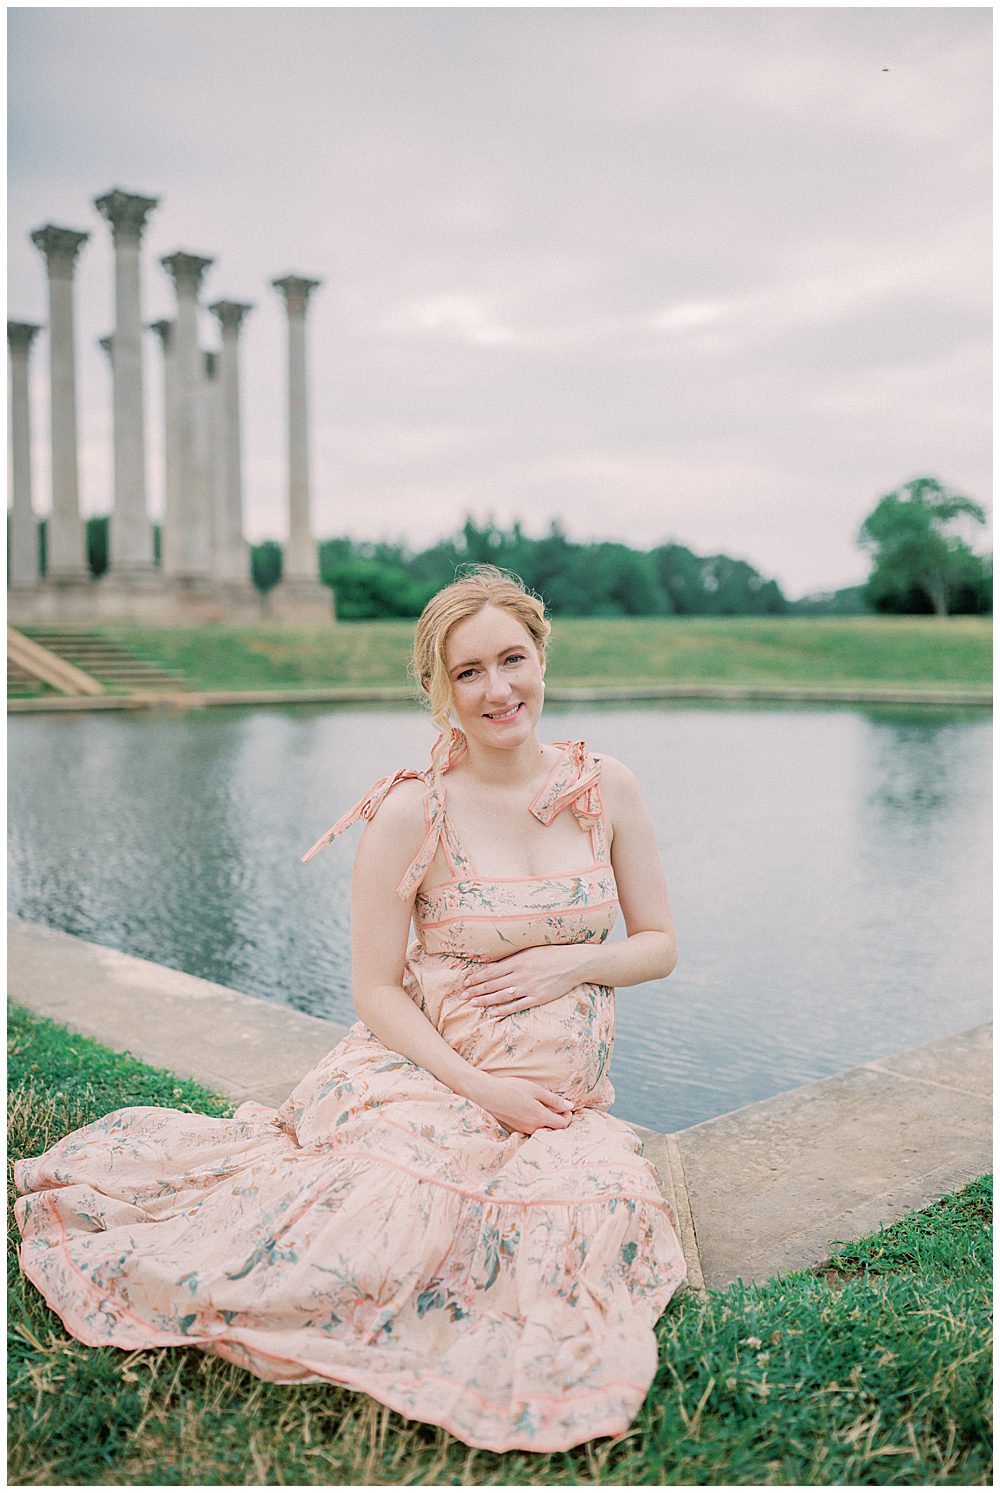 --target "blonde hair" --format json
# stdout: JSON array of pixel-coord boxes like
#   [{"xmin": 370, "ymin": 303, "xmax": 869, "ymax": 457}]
[{"xmin": 413, "ymin": 565, "xmax": 551, "ymax": 771}]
